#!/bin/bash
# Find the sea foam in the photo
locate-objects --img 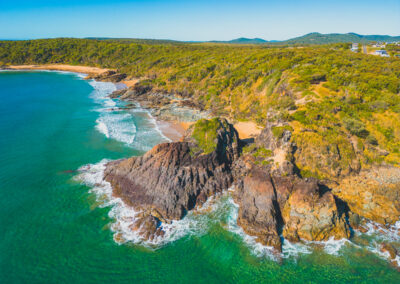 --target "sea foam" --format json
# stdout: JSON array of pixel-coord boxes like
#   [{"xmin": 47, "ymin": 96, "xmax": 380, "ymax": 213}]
[
  {"xmin": 76, "ymin": 160, "xmax": 399, "ymax": 265},
  {"xmin": 75, "ymin": 160, "xmax": 228, "ymax": 248},
  {"xmin": 87, "ymin": 79, "xmax": 169, "ymax": 149}
]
